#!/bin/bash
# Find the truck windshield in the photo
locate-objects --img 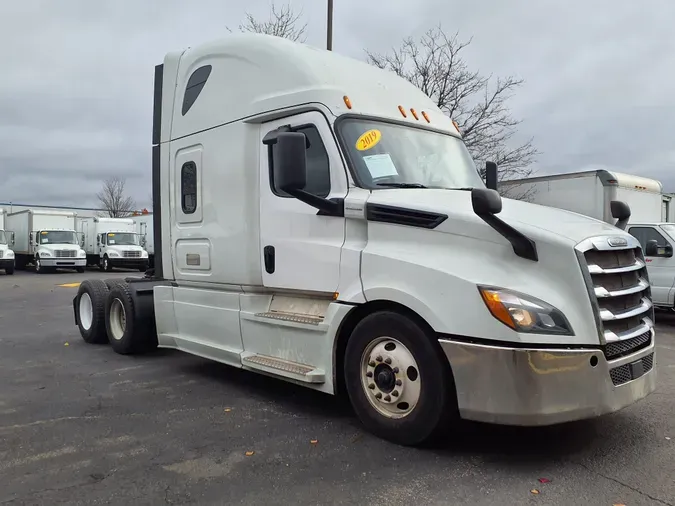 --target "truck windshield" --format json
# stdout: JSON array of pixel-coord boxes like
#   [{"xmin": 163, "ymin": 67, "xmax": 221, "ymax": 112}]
[
  {"xmin": 337, "ymin": 118, "xmax": 484, "ymax": 190},
  {"xmin": 0, "ymin": 231, "xmax": 6, "ymax": 245},
  {"xmin": 660, "ymin": 224, "xmax": 675, "ymax": 239},
  {"xmin": 39, "ymin": 231, "xmax": 78, "ymax": 245},
  {"xmin": 107, "ymin": 233, "xmax": 139, "ymax": 246}
]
